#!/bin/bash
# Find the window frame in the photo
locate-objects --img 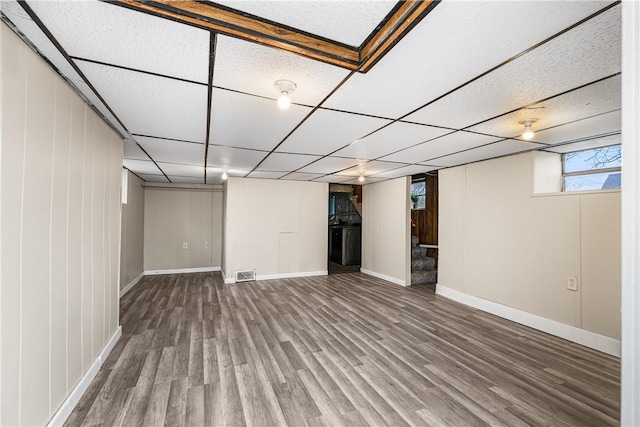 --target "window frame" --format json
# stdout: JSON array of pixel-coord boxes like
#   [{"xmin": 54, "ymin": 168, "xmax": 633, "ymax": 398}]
[
  {"xmin": 561, "ymin": 144, "xmax": 621, "ymax": 192},
  {"xmin": 410, "ymin": 179, "xmax": 426, "ymax": 210}
]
